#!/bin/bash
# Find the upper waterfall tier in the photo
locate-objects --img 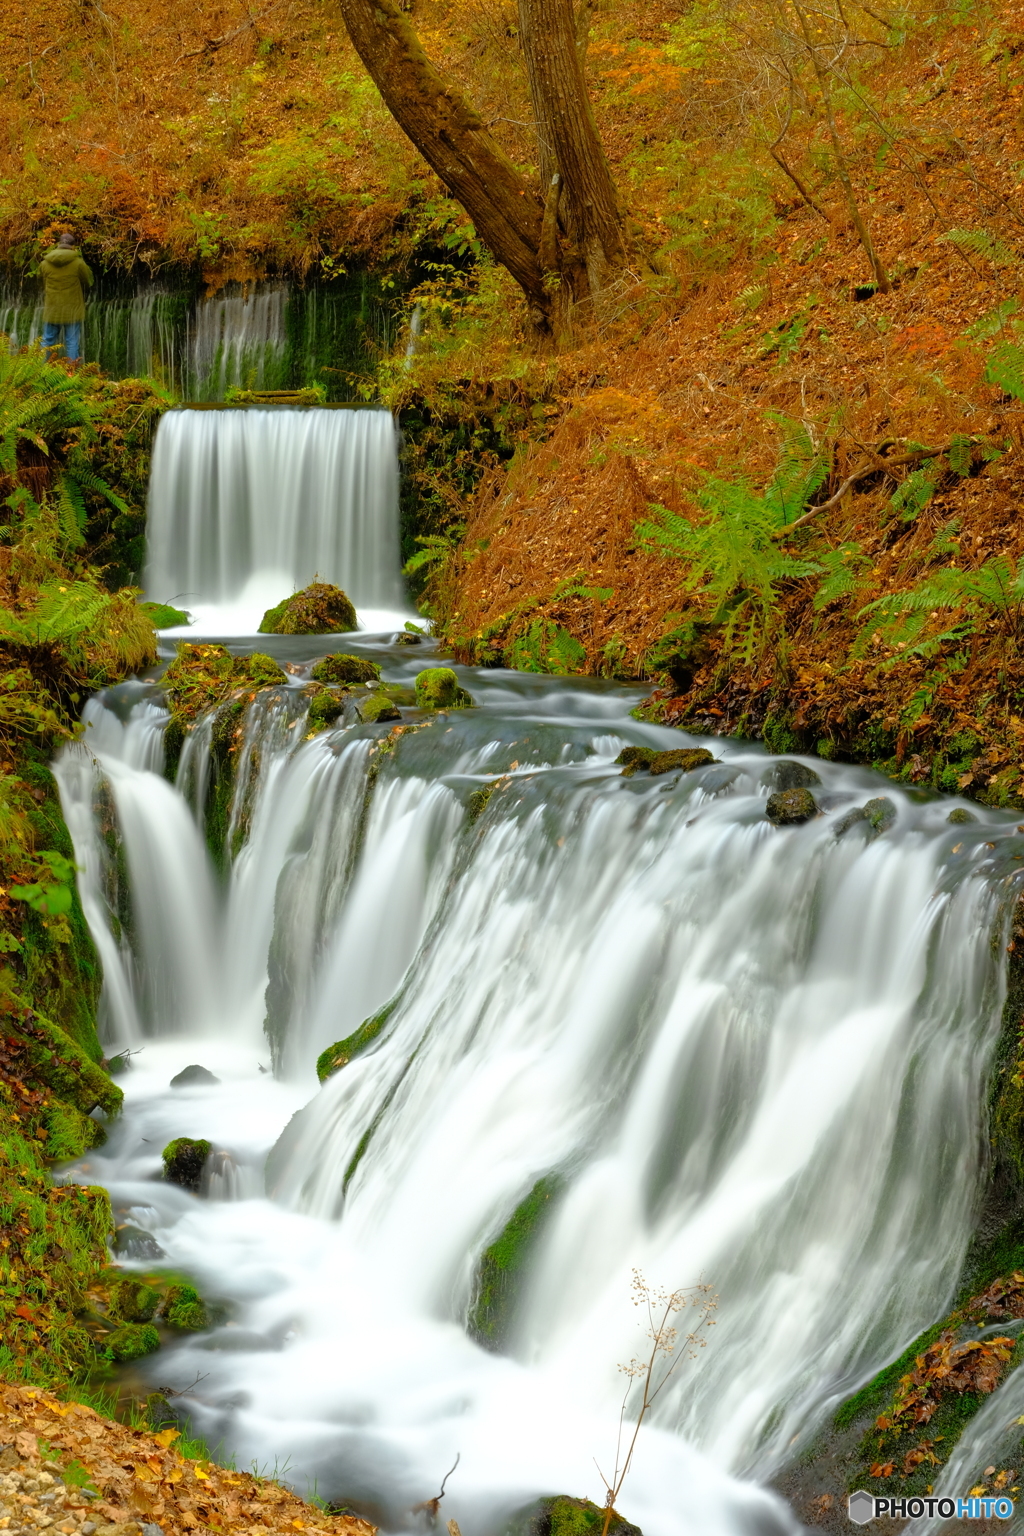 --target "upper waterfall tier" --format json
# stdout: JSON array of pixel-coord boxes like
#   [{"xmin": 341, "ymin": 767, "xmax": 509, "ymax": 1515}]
[{"xmin": 144, "ymin": 407, "xmax": 406, "ymax": 631}]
